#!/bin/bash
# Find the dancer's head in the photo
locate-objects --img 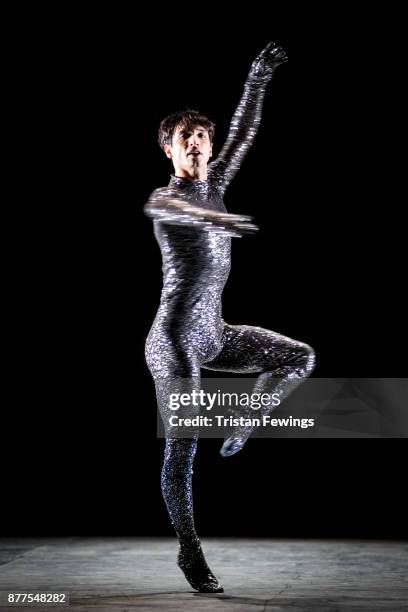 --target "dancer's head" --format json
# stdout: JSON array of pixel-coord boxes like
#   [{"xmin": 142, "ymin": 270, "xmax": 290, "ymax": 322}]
[{"xmin": 158, "ymin": 110, "xmax": 215, "ymax": 179}]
